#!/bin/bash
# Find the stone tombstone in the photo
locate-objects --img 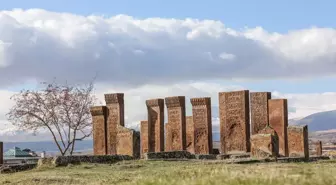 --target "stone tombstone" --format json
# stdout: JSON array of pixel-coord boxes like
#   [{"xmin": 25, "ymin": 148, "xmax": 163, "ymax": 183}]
[
  {"xmin": 105, "ymin": 93, "xmax": 124, "ymax": 155},
  {"xmin": 0, "ymin": 142, "xmax": 3, "ymax": 164},
  {"xmin": 165, "ymin": 96, "xmax": 186, "ymax": 151},
  {"xmin": 190, "ymin": 97, "xmax": 213, "ymax": 154},
  {"xmin": 316, "ymin": 141, "xmax": 322, "ymax": 156},
  {"xmin": 251, "ymin": 133, "xmax": 278, "ymax": 158},
  {"xmin": 219, "ymin": 90, "xmax": 250, "ymax": 154},
  {"xmin": 116, "ymin": 125, "xmax": 140, "ymax": 158},
  {"xmin": 287, "ymin": 125, "xmax": 309, "ymax": 158},
  {"xmin": 90, "ymin": 106, "xmax": 107, "ymax": 155},
  {"xmin": 186, "ymin": 116, "xmax": 194, "ymax": 153},
  {"xmin": 146, "ymin": 99, "xmax": 164, "ymax": 152},
  {"xmin": 140, "ymin": 121, "xmax": 149, "ymax": 158},
  {"xmin": 250, "ymin": 92, "xmax": 272, "ymax": 135},
  {"xmin": 268, "ymin": 99, "xmax": 289, "ymax": 157}
]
